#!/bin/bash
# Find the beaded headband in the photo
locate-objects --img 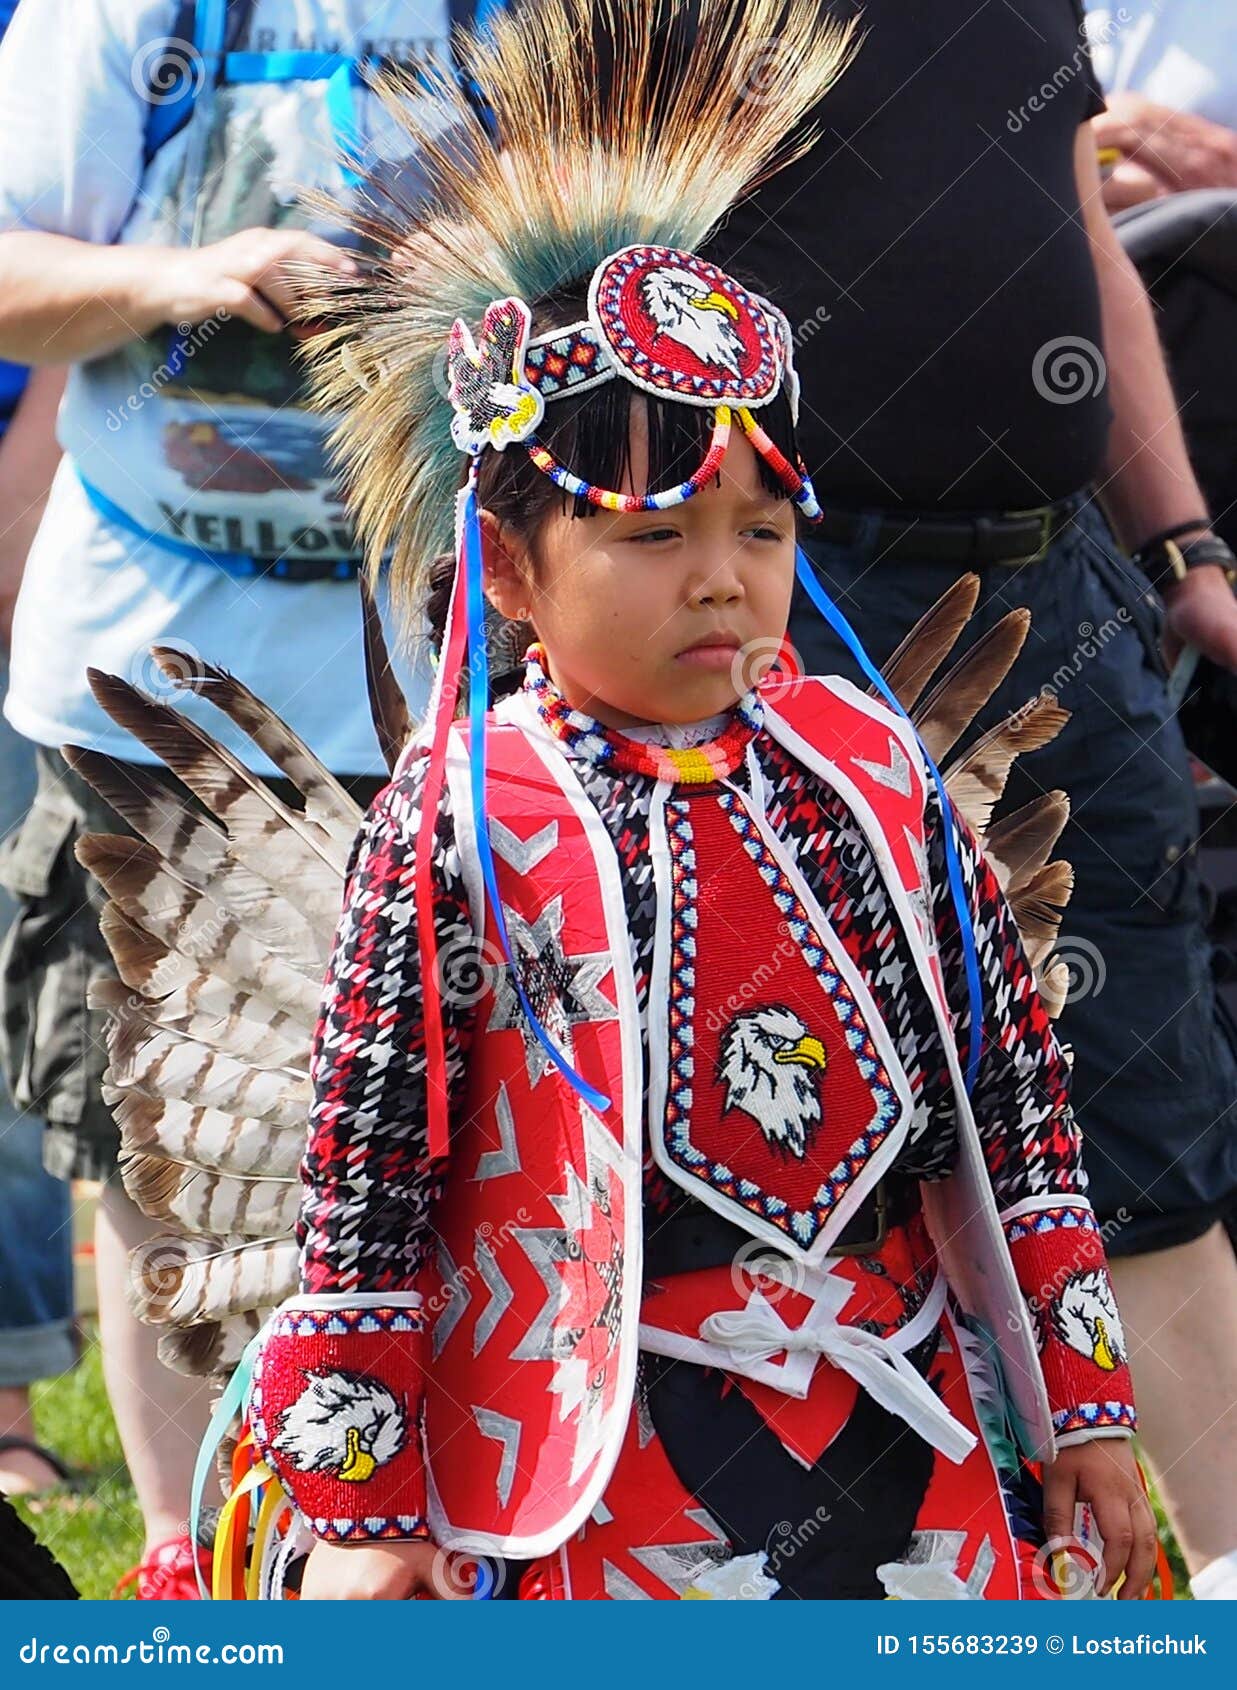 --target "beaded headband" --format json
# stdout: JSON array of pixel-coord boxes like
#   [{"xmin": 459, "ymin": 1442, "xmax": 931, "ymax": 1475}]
[{"xmin": 445, "ymin": 243, "xmax": 821, "ymax": 520}]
